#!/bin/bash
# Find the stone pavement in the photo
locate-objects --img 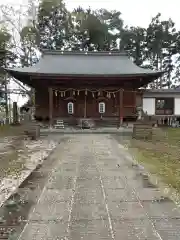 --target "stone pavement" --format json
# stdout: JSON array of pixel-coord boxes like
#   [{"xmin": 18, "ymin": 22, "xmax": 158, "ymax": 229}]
[{"xmin": 18, "ymin": 134, "xmax": 180, "ymax": 240}]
